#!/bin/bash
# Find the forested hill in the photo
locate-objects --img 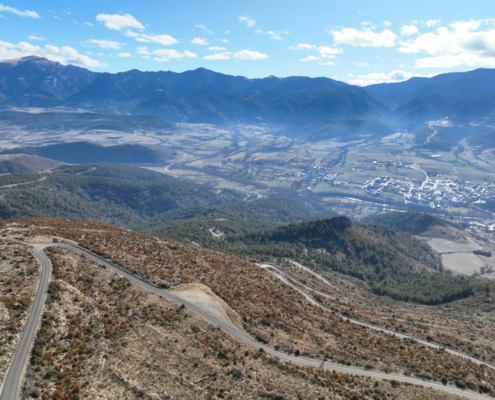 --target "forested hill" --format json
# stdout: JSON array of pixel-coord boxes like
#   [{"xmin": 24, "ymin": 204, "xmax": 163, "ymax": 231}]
[
  {"xmin": 148, "ymin": 216, "xmax": 472, "ymax": 305},
  {"xmin": 134, "ymin": 197, "xmax": 336, "ymax": 241},
  {"xmin": 0, "ymin": 164, "xmax": 243, "ymax": 226},
  {"xmin": 363, "ymin": 212, "xmax": 456, "ymax": 235}
]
